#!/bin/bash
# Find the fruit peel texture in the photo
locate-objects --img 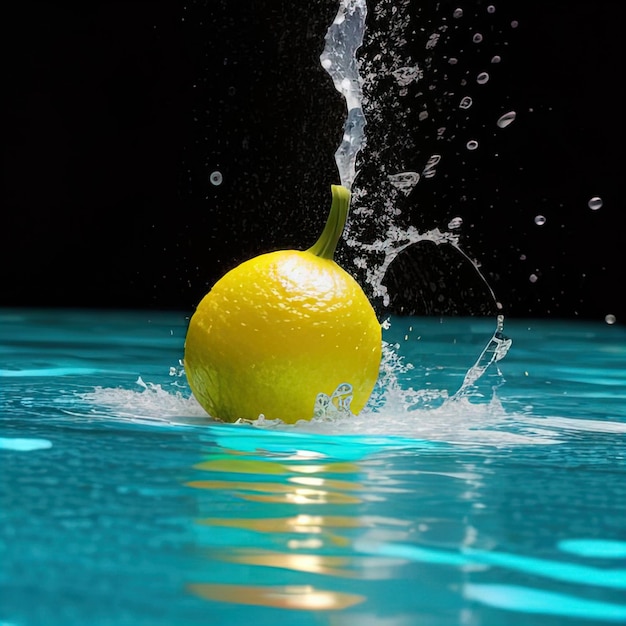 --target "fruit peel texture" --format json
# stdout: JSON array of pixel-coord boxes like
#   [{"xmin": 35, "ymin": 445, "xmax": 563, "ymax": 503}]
[{"xmin": 184, "ymin": 249, "xmax": 381, "ymax": 423}]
